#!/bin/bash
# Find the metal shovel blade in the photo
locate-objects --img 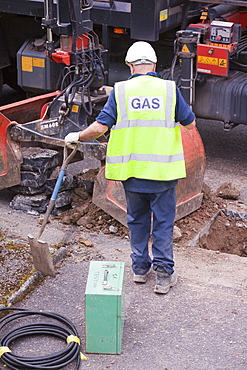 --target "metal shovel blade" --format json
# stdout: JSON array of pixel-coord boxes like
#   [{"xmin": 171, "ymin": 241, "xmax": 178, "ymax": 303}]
[
  {"xmin": 28, "ymin": 235, "xmax": 55, "ymax": 277},
  {"xmin": 27, "ymin": 145, "xmax": 78, "ymax": 277}
]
